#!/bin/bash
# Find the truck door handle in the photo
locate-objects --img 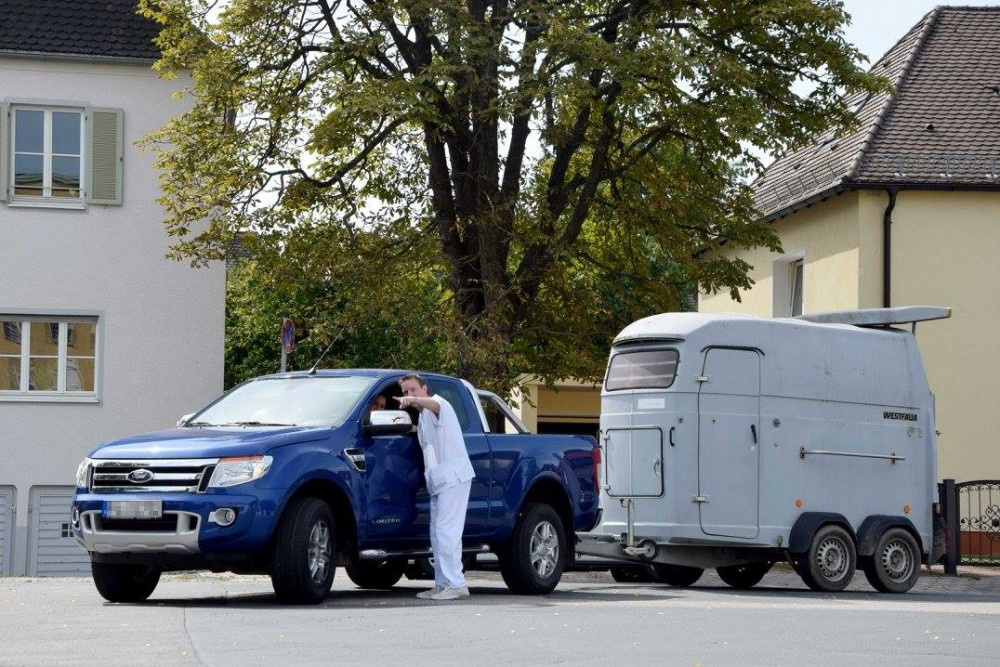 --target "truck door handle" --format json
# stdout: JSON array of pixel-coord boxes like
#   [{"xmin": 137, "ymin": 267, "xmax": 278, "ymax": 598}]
[
  {"xmin": 669, "ymin": 426, "xmax": 676, "ymax": 447},
  {"xmin": 750, "ymin": 424, "xmax": 757, "ymax": 444}
]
